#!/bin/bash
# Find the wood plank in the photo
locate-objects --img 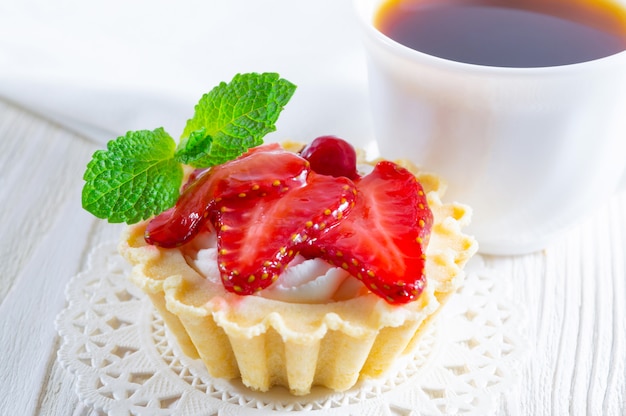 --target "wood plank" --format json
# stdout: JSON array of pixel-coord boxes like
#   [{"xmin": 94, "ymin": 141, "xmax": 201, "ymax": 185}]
[{"xmin": 0, "ymin": 100, "xmax": 102, "ymax": 414}]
